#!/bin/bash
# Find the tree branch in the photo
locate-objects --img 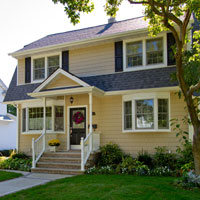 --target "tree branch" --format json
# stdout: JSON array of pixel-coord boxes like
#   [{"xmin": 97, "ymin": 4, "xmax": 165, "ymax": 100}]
[
  {"xmin": 189, "ymin": 82, "xmax": 200, "ymax": 96},
  {"xmin": 182, "ymin": 9, "xmax": 192, "ymax": 44}
]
